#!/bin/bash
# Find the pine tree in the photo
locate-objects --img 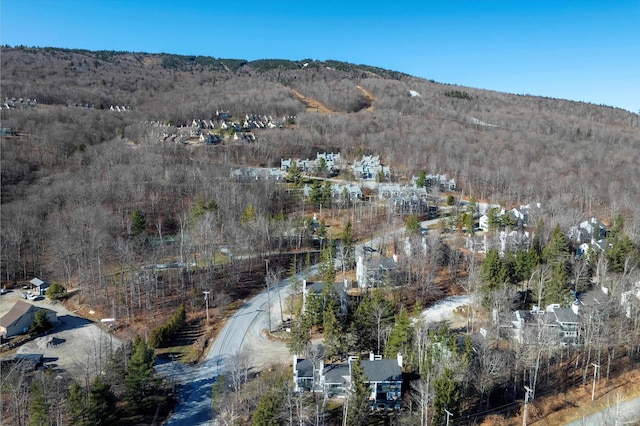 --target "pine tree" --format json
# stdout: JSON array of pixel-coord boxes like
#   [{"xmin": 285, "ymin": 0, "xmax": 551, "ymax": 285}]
[
  {"xmin": 433, "ymin": 368, "xmax": 460, "ymax": 425},
  {"xmin": 347, "ymin": 360, "xmax": 370, "ymax": 426},
  {"xmin": 252, "ymin": 384, "xmax": 284, "ymax": 425},
  {"xmin": 241, "ymin": 203, "xmax": 257, "ymax": 226},
  {"xmin": 480, "ymin": 249, "xmax": 510, "ymax": 307},
  {"xmin": 29, "ymin": 379, "xmax": 49, "ymax": 426},
  {"xmin": 385, "ymin": 307, "xmax": 411, "ymax": 358},
  {"xmin": 88, "ymin": 376, "xmax": 116, "ymax": 426},
  {"xmin": 130, "ymin": 208, "xmax": 146, "ymax": 236},
  {"xmin": 543, "ymin": 261, "xmax": 572, "ymax": 306},
  {"xmin": 125, "ymin": 337, "xmax": 156, "ymax": 413},
  {"xmin": 416, "ymin": 170, "xmax": 427, "ymax": 188},
  {"xmin": 287, "ymin": 310, "xmax": 311, "ymax": 355},
  {"xmin": 68, "ymin": 381, "xmax": 88, "ymax": 426},
  {"xmin": 542, "ymin": 224, "xmax": 569, "ymax": 264},
  {"xmin": 341, "ymin": 220, "xmax": 355, "ymax": 270},
  {"xmin": 323, "ymin": 300, "xmax": 342, "ymax": 358},
  {"xmin": 406, "ymin": 213, "xmax": 420, "ymax": 235},
  {"xmin": 285, "ymin": 160, "xmax": 302, "ymax": 185}
]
